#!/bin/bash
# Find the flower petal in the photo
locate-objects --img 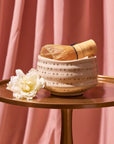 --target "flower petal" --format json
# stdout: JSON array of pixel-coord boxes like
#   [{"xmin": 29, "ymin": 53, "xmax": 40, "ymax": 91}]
[
  {"xmin": 16, "ymin": 69, "xmax": 25, "ymax": 77},
  {"xmin": 6, "ymin": 68, "xmax": 46, "ymax": 99}
]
